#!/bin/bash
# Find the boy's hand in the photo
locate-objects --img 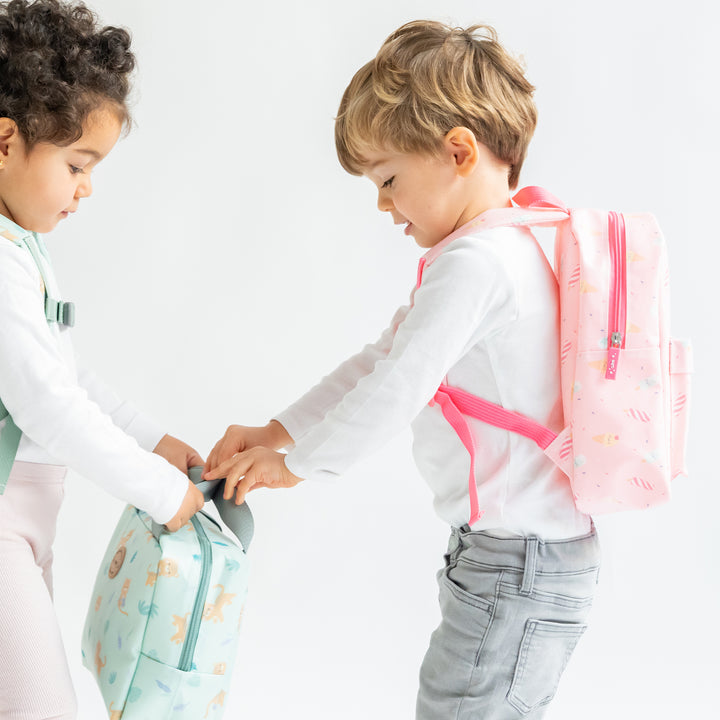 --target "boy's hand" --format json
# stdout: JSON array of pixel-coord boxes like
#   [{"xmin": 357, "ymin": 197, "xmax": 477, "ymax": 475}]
[
  {"xmin": 165, "ymin": 479, "xmax": 205, "ymax": 532},
  {"xmin": 153, "ymin": 433, "xmax": 205, "ymax": 474},
  {"xmin": 204, "ymin": 421, "xmax": 292, "ymax": 477},
  {"xmin": 204, "ymin": 447, "xmax": 303, "ymax": 505}
]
